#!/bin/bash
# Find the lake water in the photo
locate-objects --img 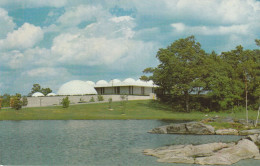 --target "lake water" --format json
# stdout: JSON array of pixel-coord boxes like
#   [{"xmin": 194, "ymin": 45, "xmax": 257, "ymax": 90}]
[{"xmin": 0, "ymin": 120, "xmax": 259, "ymax": 166}]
